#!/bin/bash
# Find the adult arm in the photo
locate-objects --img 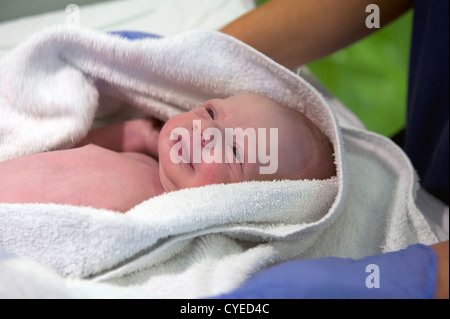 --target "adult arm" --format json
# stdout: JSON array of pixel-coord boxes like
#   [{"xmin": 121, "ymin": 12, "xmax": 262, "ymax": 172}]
[
  {"xmin": 221, "ymin": 0, "xmax": 413, "ymax": 69},
  {"xmin": 431, "ymin": 240, "xmax": 449, "ymax": 299}
]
